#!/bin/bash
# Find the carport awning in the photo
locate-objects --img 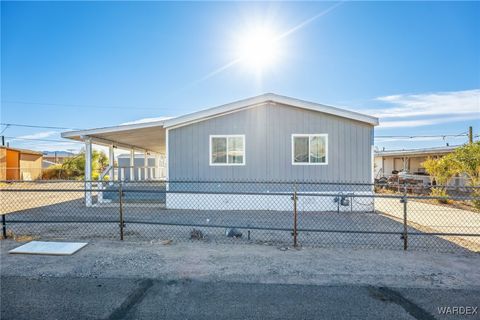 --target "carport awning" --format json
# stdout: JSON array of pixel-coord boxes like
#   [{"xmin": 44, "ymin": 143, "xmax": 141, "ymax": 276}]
[{"xmin": 61, "ymin": 121, "xmax": 167, "ymax": 154}]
